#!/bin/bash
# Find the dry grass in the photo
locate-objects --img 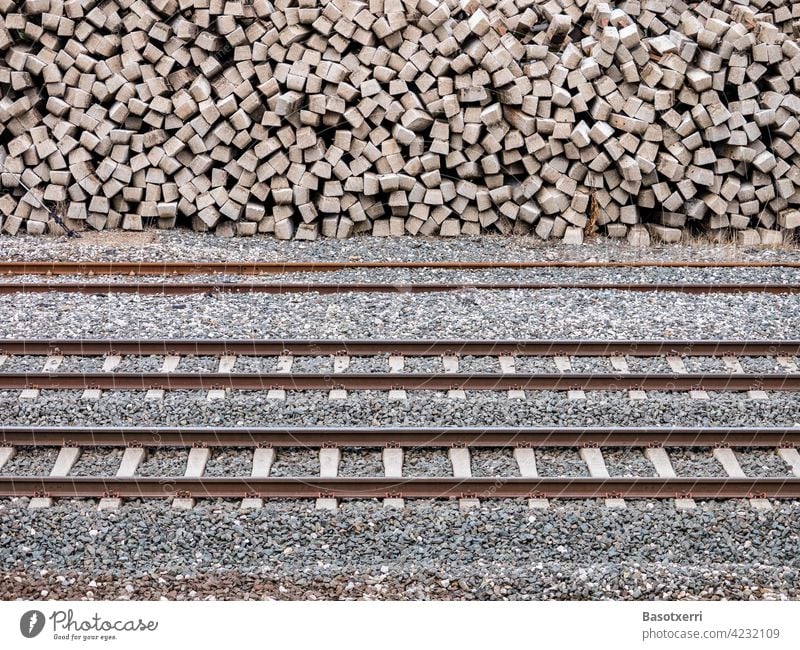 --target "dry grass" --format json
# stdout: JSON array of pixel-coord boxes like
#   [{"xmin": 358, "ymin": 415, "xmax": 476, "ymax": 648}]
[
  {"xmin": 584, "ymin": 192, "xmax": 599, "ymax": 239},
  {"xmin": 53, "ymin": 200, "xmax": 69, "ymax": 221}
]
